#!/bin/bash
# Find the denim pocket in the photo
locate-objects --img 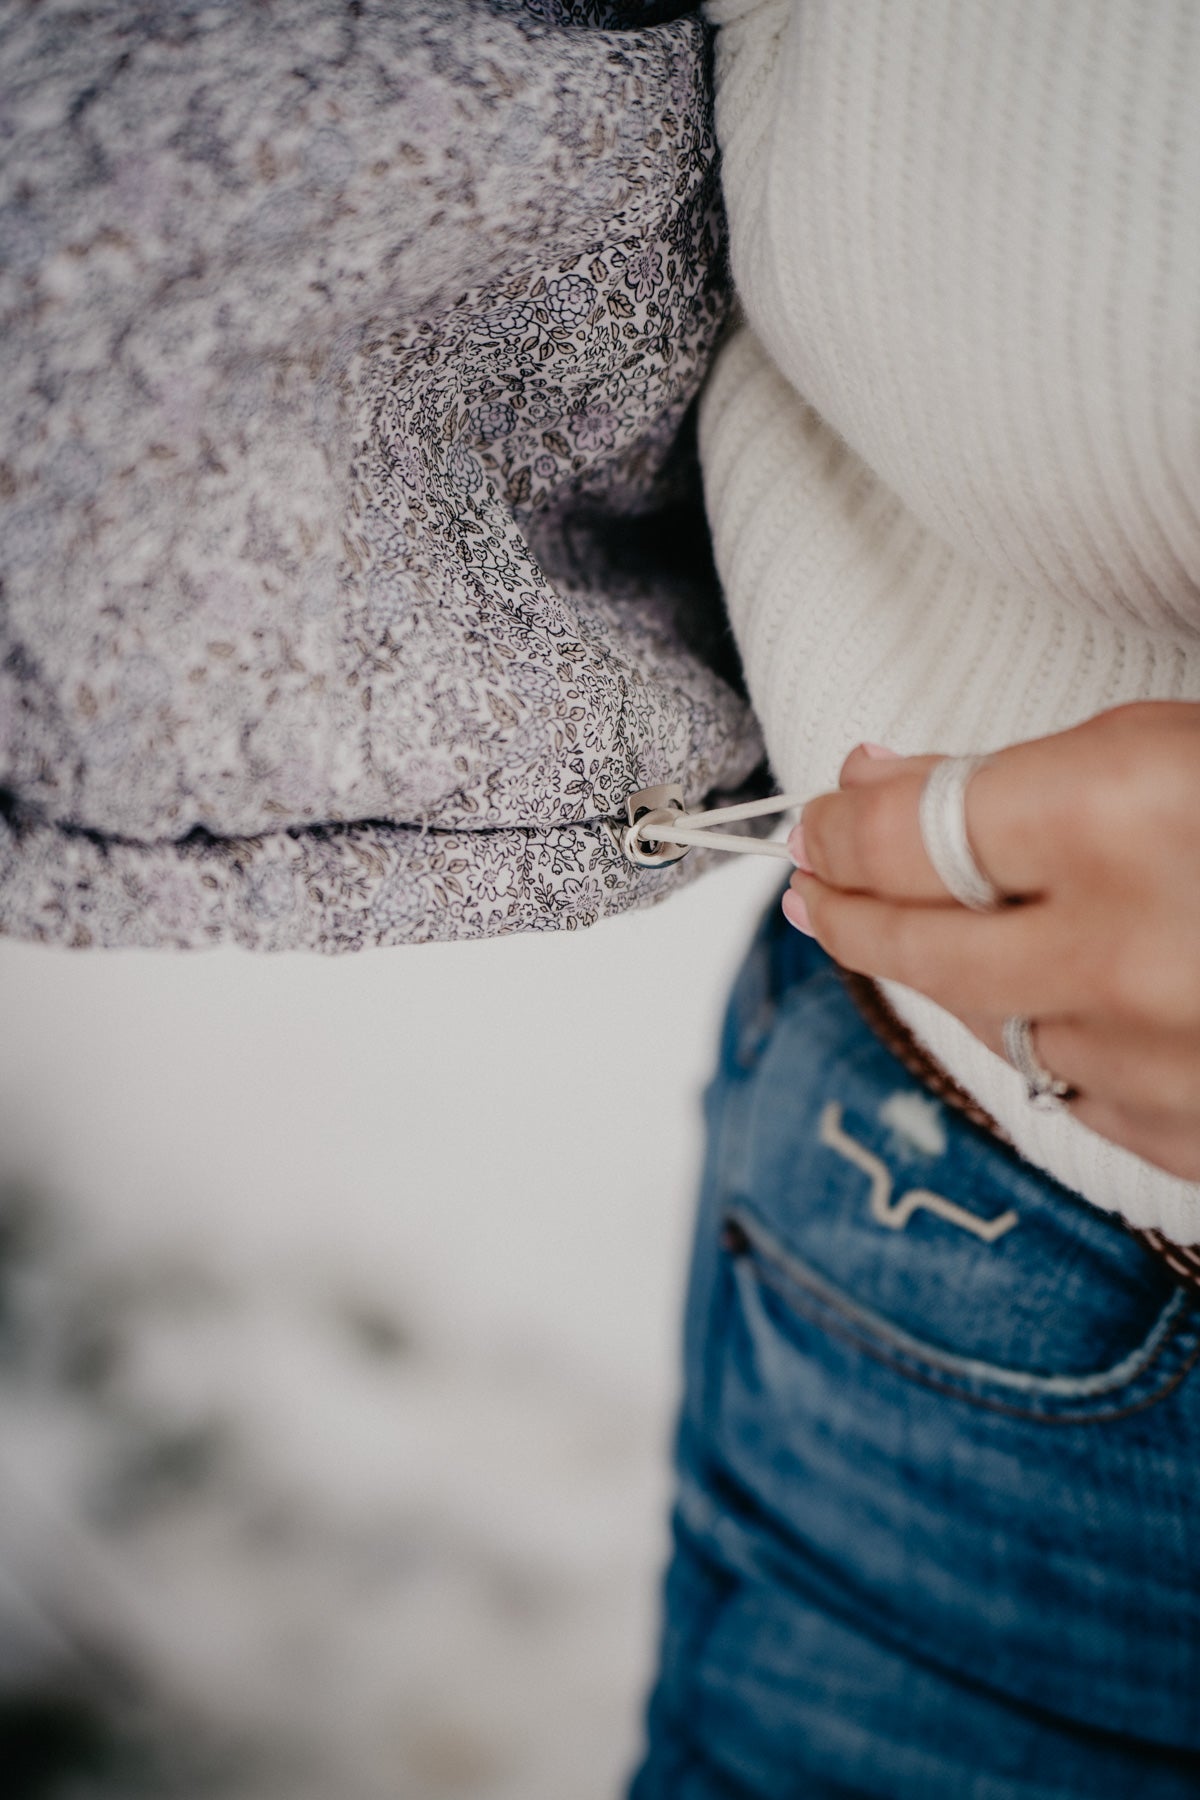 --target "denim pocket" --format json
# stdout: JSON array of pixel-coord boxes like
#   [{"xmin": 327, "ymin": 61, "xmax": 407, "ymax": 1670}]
[
  {"xmin": 677, "ymin": 929, "xmax": 1200, "ymax": 1756},
  {"xmin": 720, "ymin": 1202, "xmax": 1197, "ymax": 1424},
  {"xmin": 713, "ymin": 969, "xmax": 1200, "ymax": 1425}
]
